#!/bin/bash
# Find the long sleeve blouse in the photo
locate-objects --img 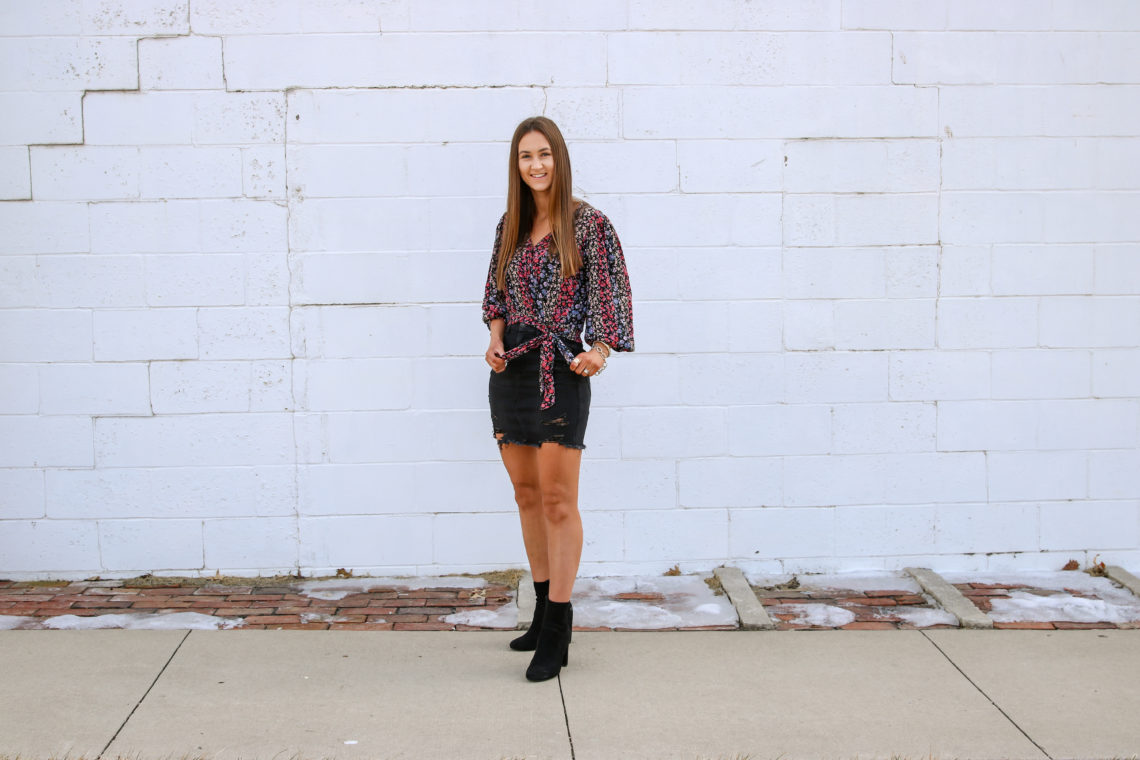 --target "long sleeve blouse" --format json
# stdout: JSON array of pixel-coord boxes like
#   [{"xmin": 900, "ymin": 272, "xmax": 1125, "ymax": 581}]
[{"xmin": 482, "ymin": 202, "xmax": 634, "ymax": 409}]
